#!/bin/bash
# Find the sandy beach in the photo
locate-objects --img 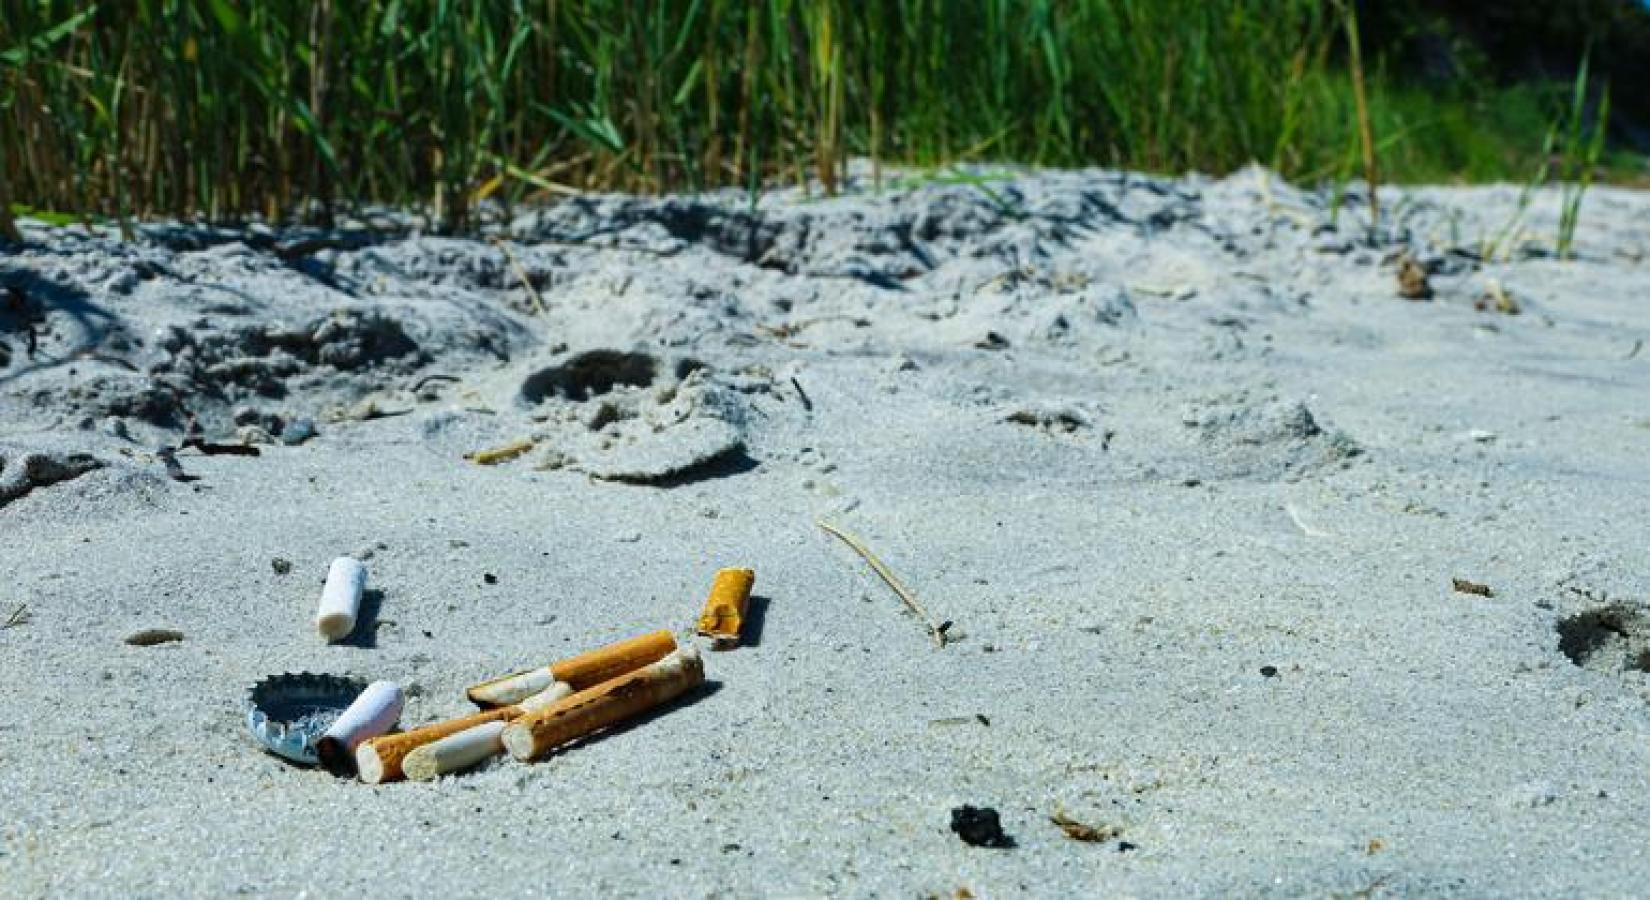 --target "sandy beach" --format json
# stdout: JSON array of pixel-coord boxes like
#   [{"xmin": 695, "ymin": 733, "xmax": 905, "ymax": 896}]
[{"xmin": 3, "ymin": 167, "xmax": 1650, "ymax": 896}]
